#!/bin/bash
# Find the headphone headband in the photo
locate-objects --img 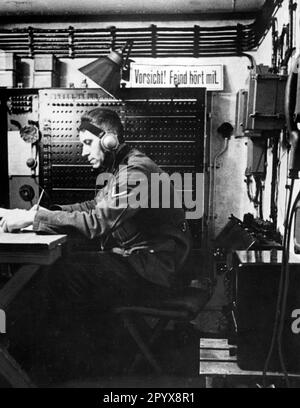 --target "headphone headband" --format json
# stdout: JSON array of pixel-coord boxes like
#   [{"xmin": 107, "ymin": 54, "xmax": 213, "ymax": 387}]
[{"xmin": 78, "ymin": 121, "xmax": 104, "ymax": 138}]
